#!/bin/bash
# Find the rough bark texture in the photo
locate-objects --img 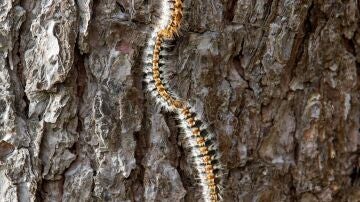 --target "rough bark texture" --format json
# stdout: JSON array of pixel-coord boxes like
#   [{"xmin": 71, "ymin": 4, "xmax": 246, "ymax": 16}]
[{"xmin": 0, "ymin": 0, "xmax": 359, "ymax": 201}]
